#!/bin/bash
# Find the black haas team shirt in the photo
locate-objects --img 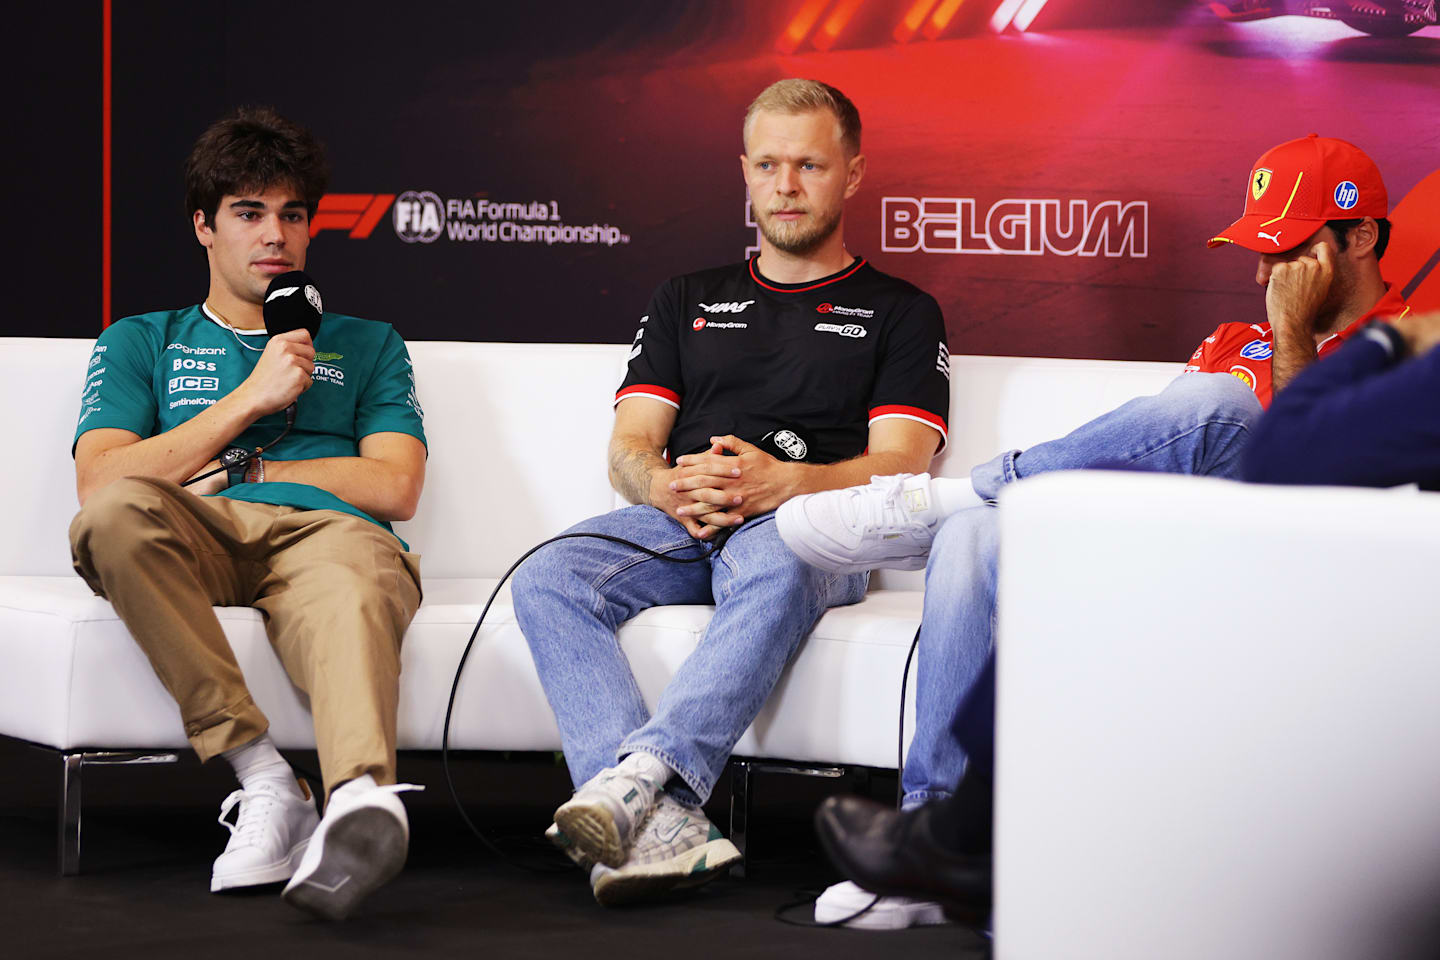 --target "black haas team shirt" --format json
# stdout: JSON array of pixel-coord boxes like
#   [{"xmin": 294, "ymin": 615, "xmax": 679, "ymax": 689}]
[{"xmin": 616, "ymin": 256, "xmax": 951, "ymax": 465}]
